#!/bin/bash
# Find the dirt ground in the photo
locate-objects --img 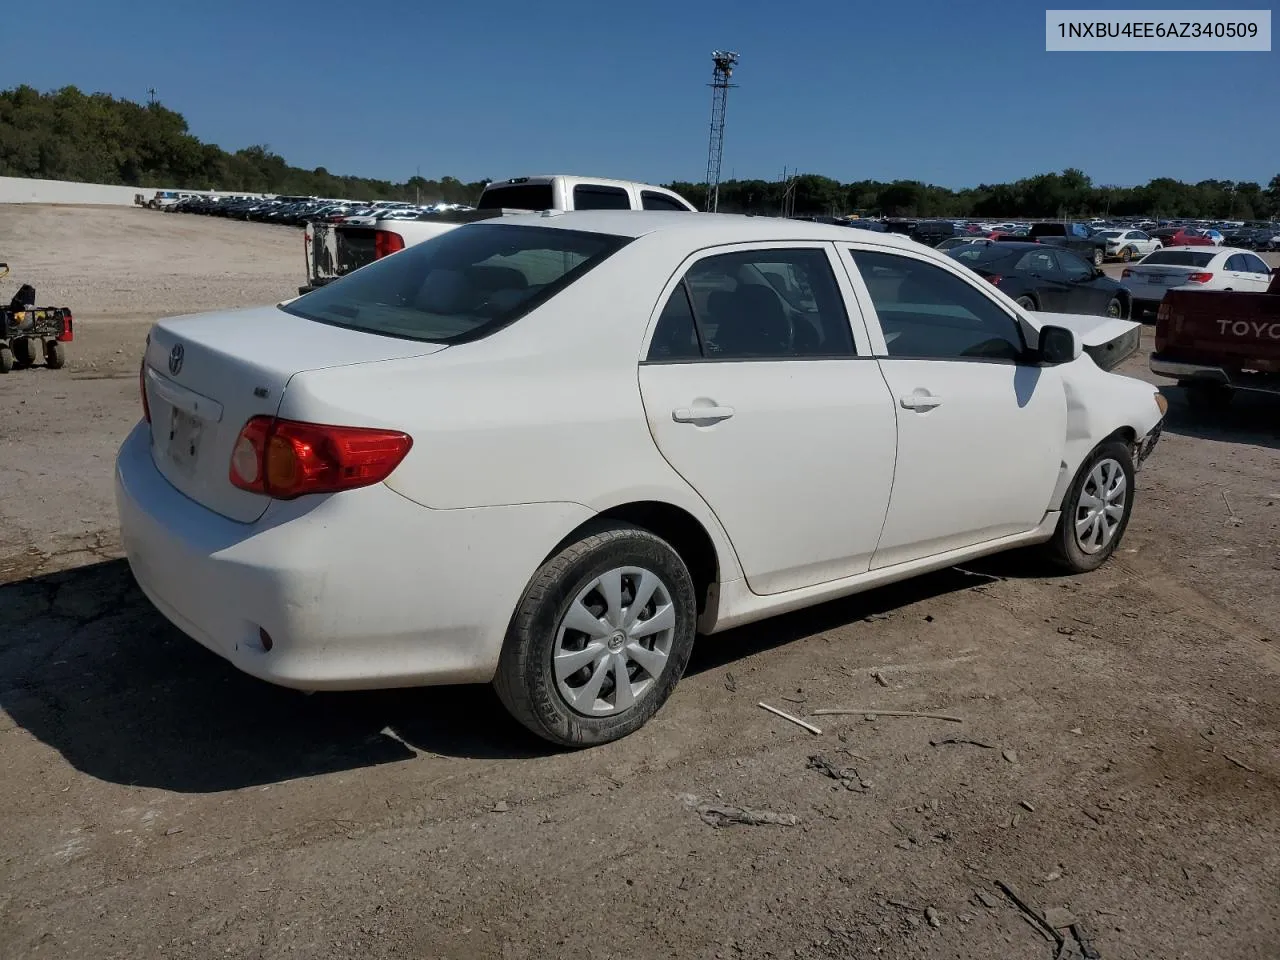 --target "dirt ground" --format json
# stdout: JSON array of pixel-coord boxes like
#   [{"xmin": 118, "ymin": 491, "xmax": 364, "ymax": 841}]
[{"xmin": 0, "ymin": 204, "xmax": 1277, "ymax": 960}]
